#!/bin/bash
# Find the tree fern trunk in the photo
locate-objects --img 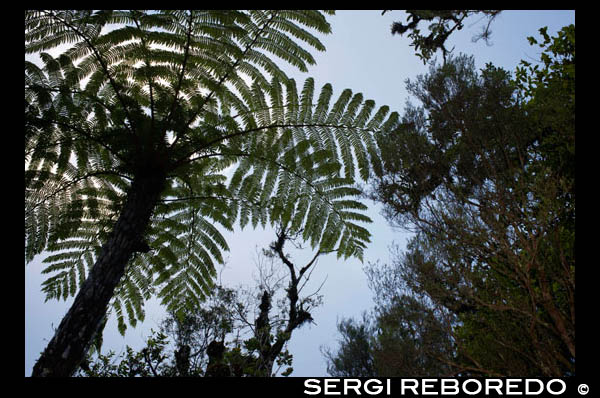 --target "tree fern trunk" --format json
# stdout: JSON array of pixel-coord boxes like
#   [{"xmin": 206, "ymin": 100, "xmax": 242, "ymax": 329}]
[{"xmin": 31, "ymin": 172, "xmax": 166, "ymax": 377}]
